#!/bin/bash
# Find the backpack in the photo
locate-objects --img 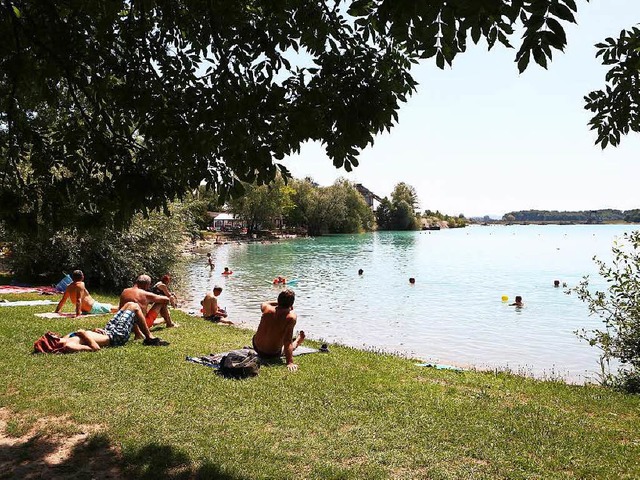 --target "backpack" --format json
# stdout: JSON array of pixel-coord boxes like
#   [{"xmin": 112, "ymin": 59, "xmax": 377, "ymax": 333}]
[
  {"xmin": 218, "ymin": 349, "xmax": 260, "ymax": 379},
  {"xmin": 33, "ymin": 331, "xmax": 66, "ymax": 354}
]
